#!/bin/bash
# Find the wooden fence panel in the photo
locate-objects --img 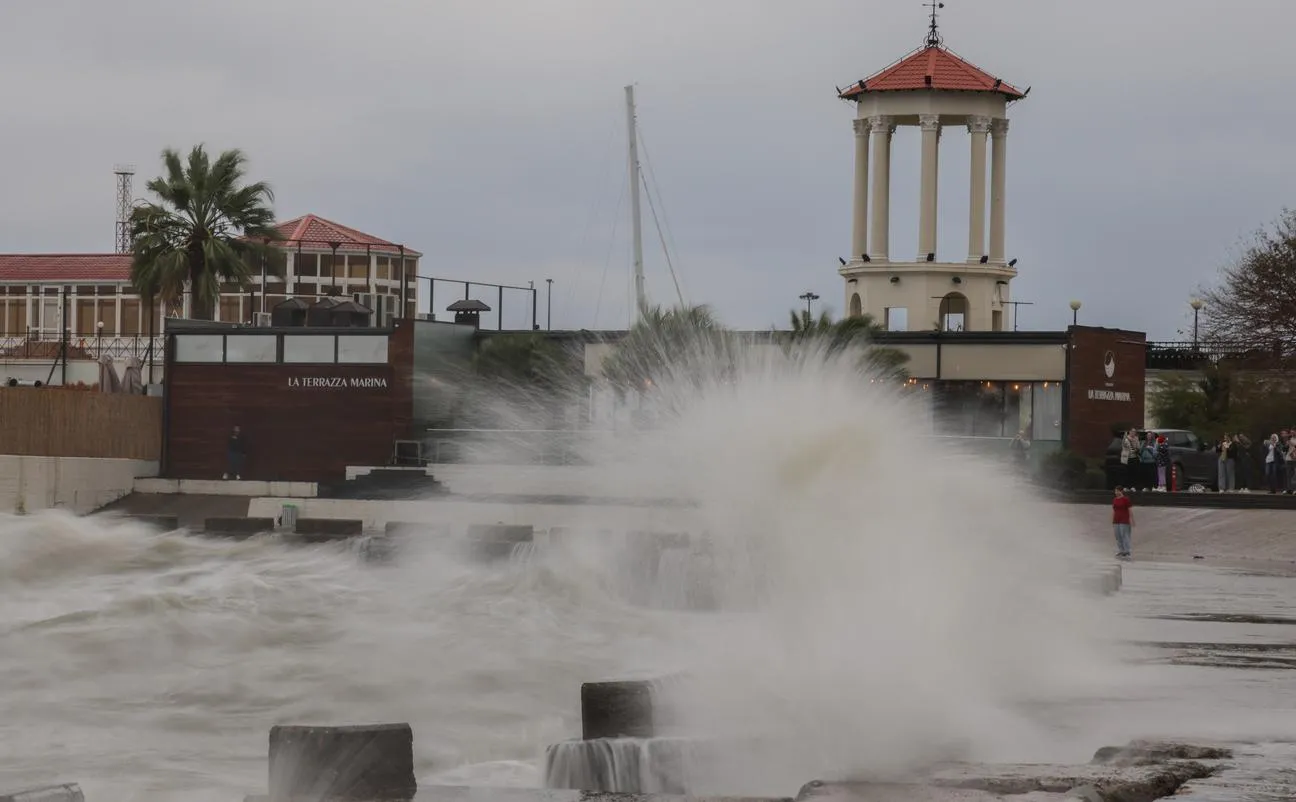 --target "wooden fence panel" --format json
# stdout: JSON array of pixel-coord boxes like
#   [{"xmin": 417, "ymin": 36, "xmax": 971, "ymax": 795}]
[{"xmin": 0, "ymin": 389, "xmax": 162, "ymax": 460}]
